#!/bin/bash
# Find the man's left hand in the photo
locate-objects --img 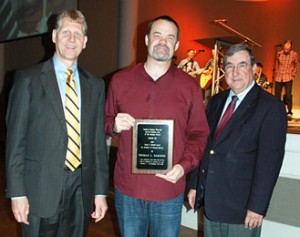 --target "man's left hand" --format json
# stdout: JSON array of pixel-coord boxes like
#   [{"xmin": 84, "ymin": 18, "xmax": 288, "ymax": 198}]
[
  {"xmin": 244, "ymin": 210, "xmax": 263, "ymax": 229},
  {"xmin": 91, "ymin": 196, "xmax": 108, "ymax": 222},
  {"xmin": 156, "ymin": 164, "xmax": 184, "ymax": 183}
]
